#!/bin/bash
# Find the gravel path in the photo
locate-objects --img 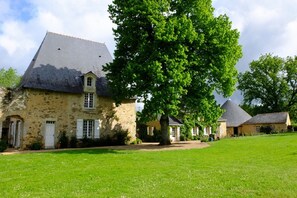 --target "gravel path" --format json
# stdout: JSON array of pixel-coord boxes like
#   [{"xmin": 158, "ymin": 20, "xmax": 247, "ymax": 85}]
[{"xmin": 1, "ymin": 141, "xmax": 209, "ymax": 155}]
